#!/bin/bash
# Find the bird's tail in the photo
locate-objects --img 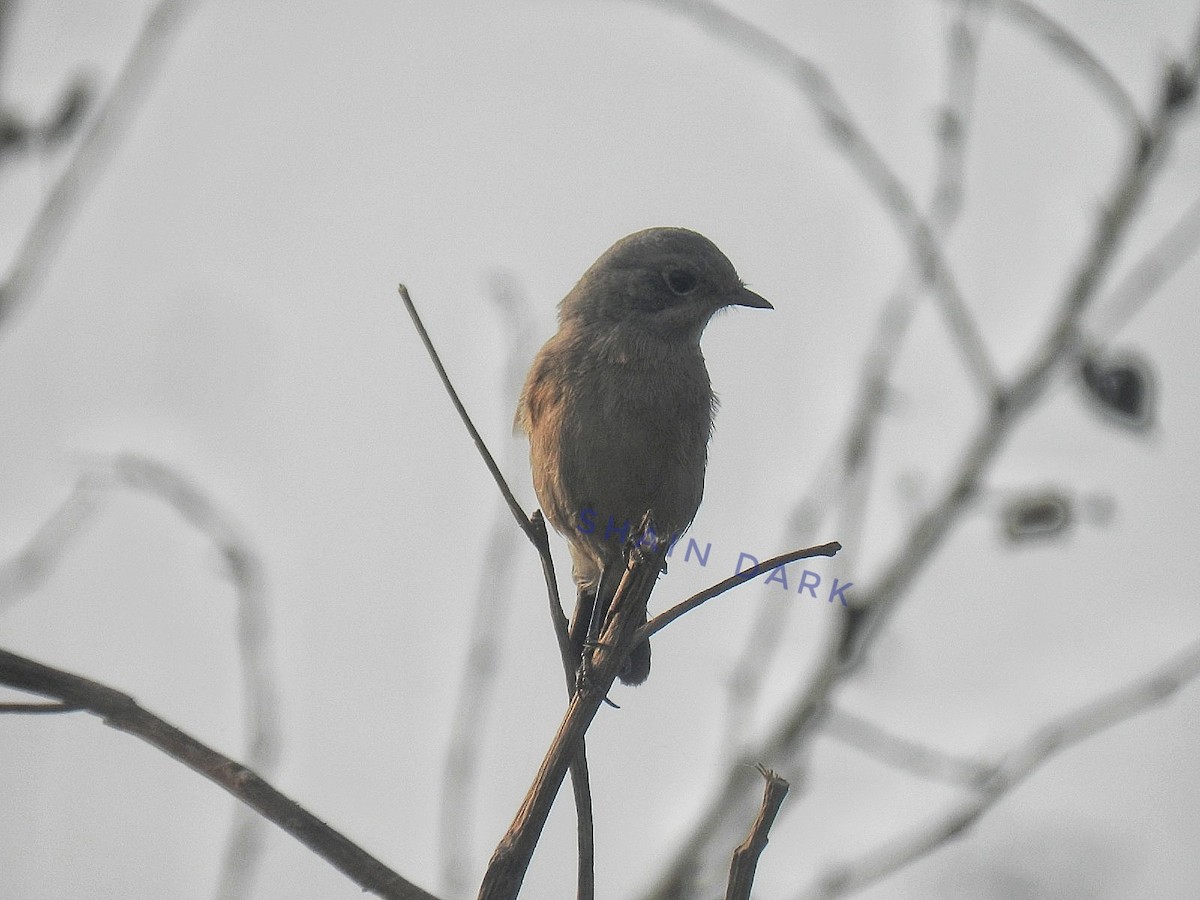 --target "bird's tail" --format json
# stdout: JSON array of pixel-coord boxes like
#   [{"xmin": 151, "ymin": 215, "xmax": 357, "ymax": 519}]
[{"xmin": 570, "ymin": 568, "xmax": 651, "ymax": 686}]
